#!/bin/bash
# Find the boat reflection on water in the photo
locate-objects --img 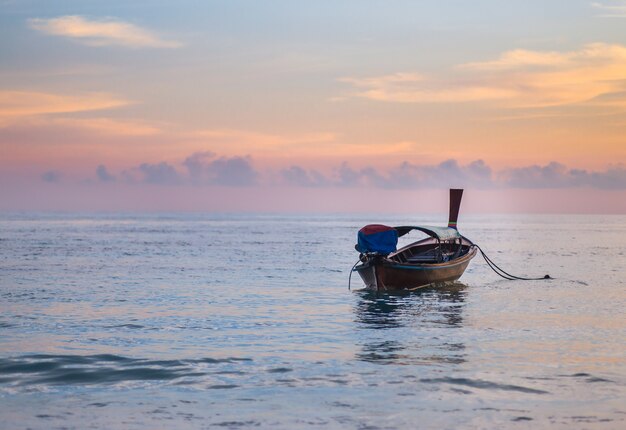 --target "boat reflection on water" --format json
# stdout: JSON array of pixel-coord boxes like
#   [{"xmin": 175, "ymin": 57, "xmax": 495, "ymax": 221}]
[{"xmin": 353, "ymin": 283, "xmax": 468, "ymax": 365}]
